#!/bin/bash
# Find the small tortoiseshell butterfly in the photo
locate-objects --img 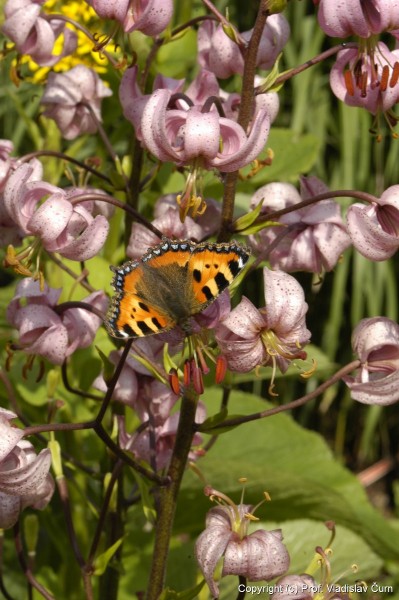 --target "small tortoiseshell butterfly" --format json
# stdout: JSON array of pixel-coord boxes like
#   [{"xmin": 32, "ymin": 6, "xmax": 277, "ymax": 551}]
[{"xmin": 105, "ymin": 238, "xmax": 250, "ymax": 339}]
